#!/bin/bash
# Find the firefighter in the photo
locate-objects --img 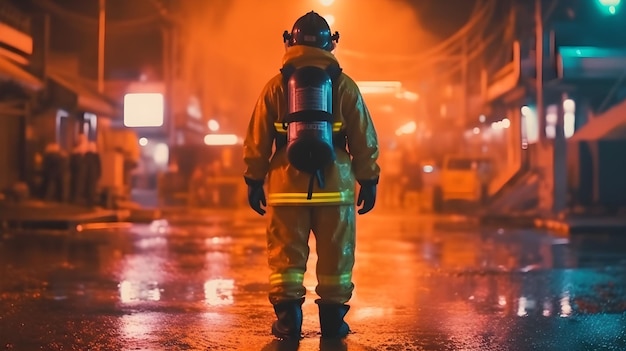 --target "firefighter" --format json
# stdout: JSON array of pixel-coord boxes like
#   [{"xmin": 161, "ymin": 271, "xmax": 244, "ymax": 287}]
[{"xmin": 243, "ymin": 11, "xmax": 380, "ymax": 340}]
